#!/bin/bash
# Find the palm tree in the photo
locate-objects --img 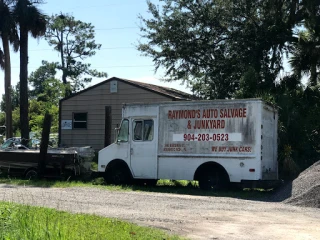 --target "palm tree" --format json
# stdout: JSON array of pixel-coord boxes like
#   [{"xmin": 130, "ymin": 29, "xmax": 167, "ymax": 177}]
[
  {"xmin": 0, "ymin": 0, "xmax": 19, "ymax": 139},
  {"xmin": 13, "ymin": 0, "xmax": 46, "ymax": 144},
  {"xmin": 289, "ymin": 31, "xmax": 320, "ymax": 86}
]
